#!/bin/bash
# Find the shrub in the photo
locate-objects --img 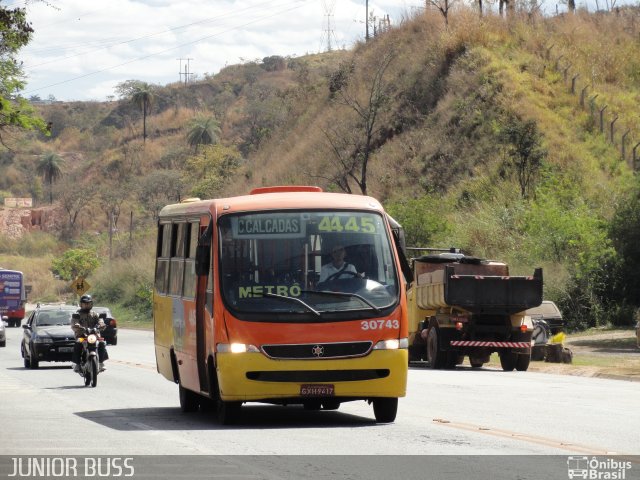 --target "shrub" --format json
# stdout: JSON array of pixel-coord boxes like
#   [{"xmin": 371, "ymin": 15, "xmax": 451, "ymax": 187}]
[{"xmin": 50, "ymin": 248, "xmax": 100, "ymax": 281}]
